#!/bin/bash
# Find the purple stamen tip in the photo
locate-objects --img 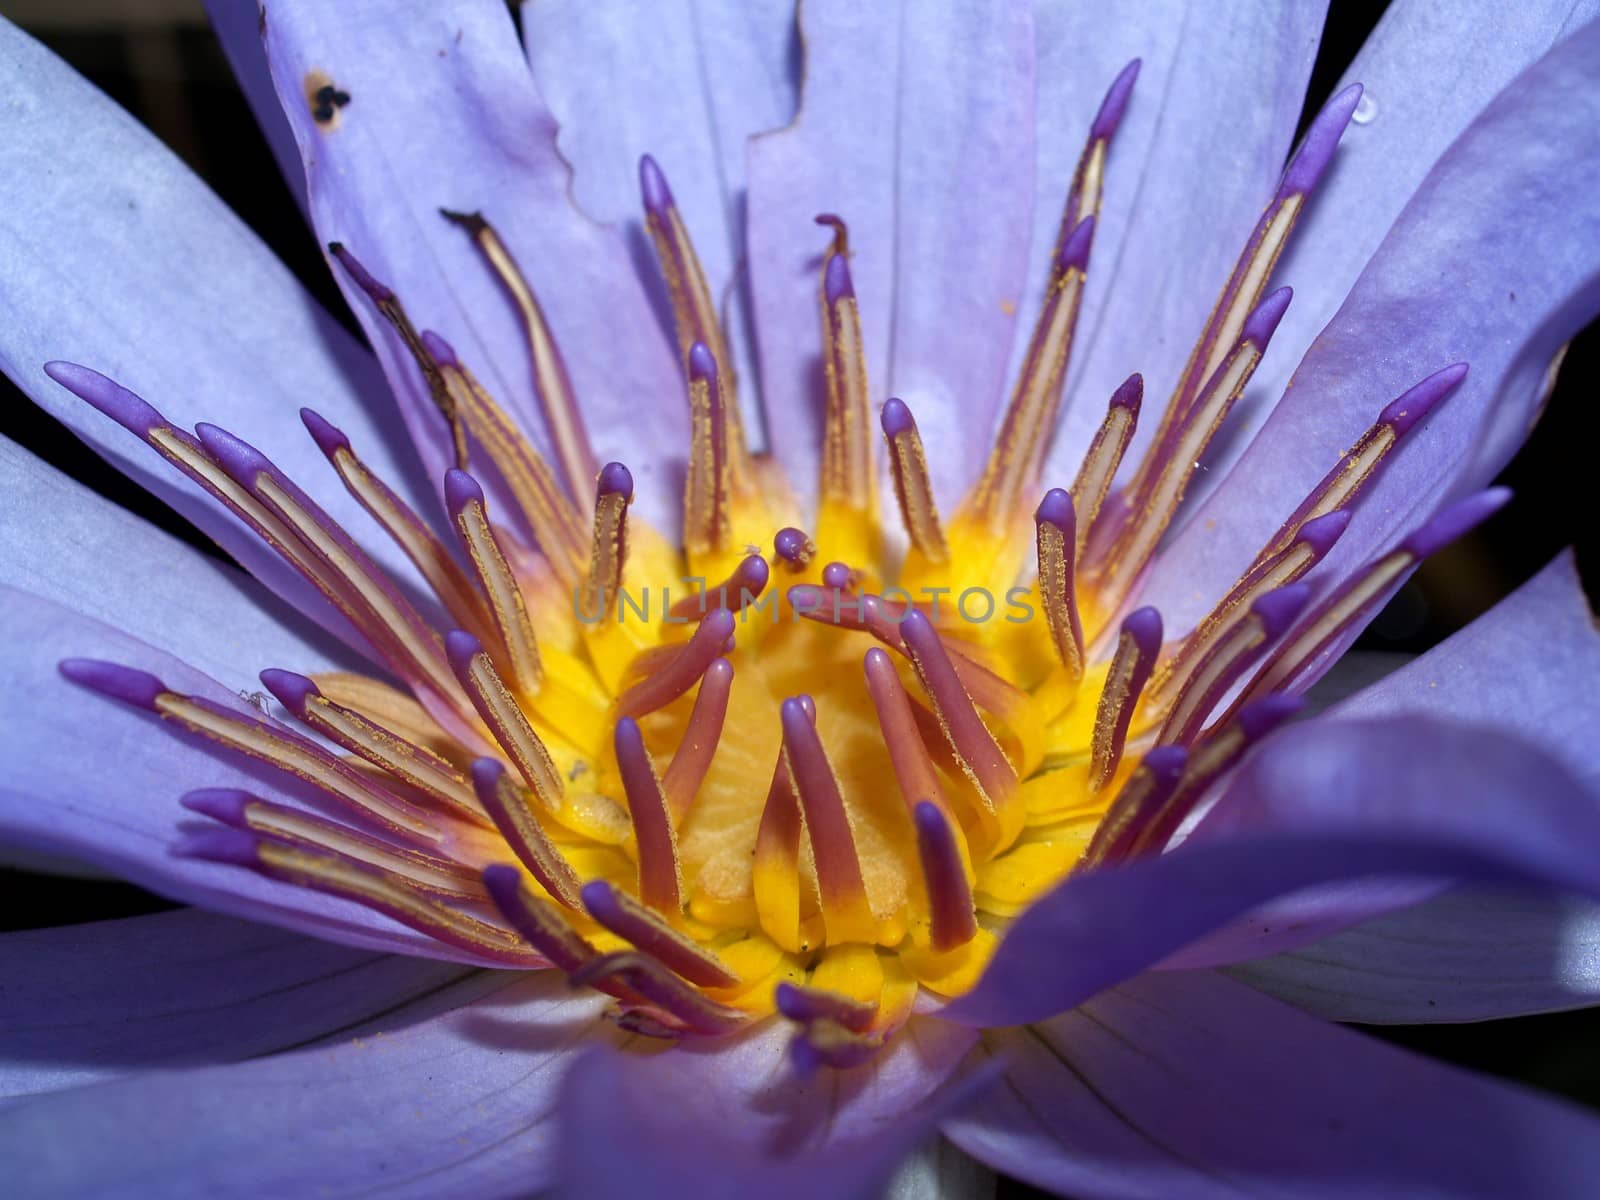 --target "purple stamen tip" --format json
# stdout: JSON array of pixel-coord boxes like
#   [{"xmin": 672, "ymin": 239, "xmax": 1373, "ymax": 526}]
[
  {"xmin": 638, "ymin": 153, "xmax": 674, "ymax": 215},
  {"xmin": 1034, "ymin": 487, "xmax": 1074, "ymax": 534},
  {"xmin": 1057, "ymin": 214, "xmax": 1096, "ymax": 273},
  {"xmin": 703, "ymin": 607, "xmax": 737, "ymax": 640},
  {"xmin": 821, "ymin": 561, "xmax": 853, "ymax": 590},
  {"xmin": 444, "ymin": 629, "xmax": 485, "ymax": 674},
  {"xmin": 596, "ymin": 461, "xmax": 634, "ymax": 500},
  {"xmin": 824, "ymin": 252, "xmax": 854, "ymax": 304},
  {"xmin": 1240, "ymin": 286, "xmax": 1293, "ymax": 348},
  {"xmin": 1091, "ymin": 58, "xmax": 1142, "ymax": 141},
  {"xmin": 779, "ymin": 696, "xmax": 815, "ymax": 735},
  {"xmin": 481, "ymin": 863, "xmax": 525, "ymax": 913},
  {"xmin": 443, "ymin": 468, "xmax": 485, "ymax": 516},
  {"xmin": 1140, "ymin": 744, "xmax": 1189, "ymax": 783},
  {"xmin": 796, "ymin": 694, "xmax": 817, "ymax": 722},
  {"xmin": 1297, "ymin": 509, "xmax": 1353, "ymax": 557},
  {"xmin": 1279, "ymin": 82, "xmax": 1363, "ymax": 199},
  {"xmin": 299, "ymin": 408, "xmax": 351, "ymax": 459},
  {"xmin": 687, "ymin": 341, "xmax": 719, "ymax": 385},
  {"xmin": 789, "ymin": 1033, "xmax": 826, "ymax": 1079},
  {"xmin": 1110, "ymin": 373, "xmax": 1143, "ymax": 411},
  {"xmin": 179, "ymin": 788, "xmax": 254, "ymax": 825},
  {"xmin": 171, "ymin": 827, "xmax": 261, "ymax": 867},
  {"xmin": 1402, "ymin": 487, "xmax": 1511, "ymax": 559},
  {"xmin": 44, "ymin": 362, "xmax": 165, "ymax": 437},
  {"xmin": 1120, "ymin": 606, "xmax": 1163, "ymax": 659},
  {"xmin": 1236, "ymin": 693, "xmax": 1305, "ymax": 741},
  {"xmin": 580, "ymin": 878, "xmax": 621, "ymax": 920},
  {"xmin": 469, "ymin": 756, "xmax": 506, "ymax": 800},
  {"xmin": 911, "ymin": 799, "xmax": 948, "ymax": 840},
  {"xmin": 1252, "ymin": 582, "xmax": 1311, "ymax": 638},
  {"xmin": 774, "ymin": 981, "xmax": 813, "ymax": 1023},
  {"xmin": 59, "ymin": 658, "xmax": 165, "ymax": 709},
  {"xmin": 1380, "ymin": 362, "xmax": 1468, "ymax": 435},
  {"xmin": 194, "ymin": 423, "xmax": 271, "ymax": 483},
  {"xmin": 880, "ymin": 397, "xmax": 915, "ymax": 438},
  {"xmin": 258, "ymin": 668, "xmax": 318, "ymax": 714},
  {"xmin": 419, "ymin": 329, "xmax": 459, "ymax": 368},
  {"xmin": 327, "ymin": 242, "xmax": 393, "ymax": 302},
  {"xmin": 774, "ymin": 527, "xmax": 811, "ymax": 563}
]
